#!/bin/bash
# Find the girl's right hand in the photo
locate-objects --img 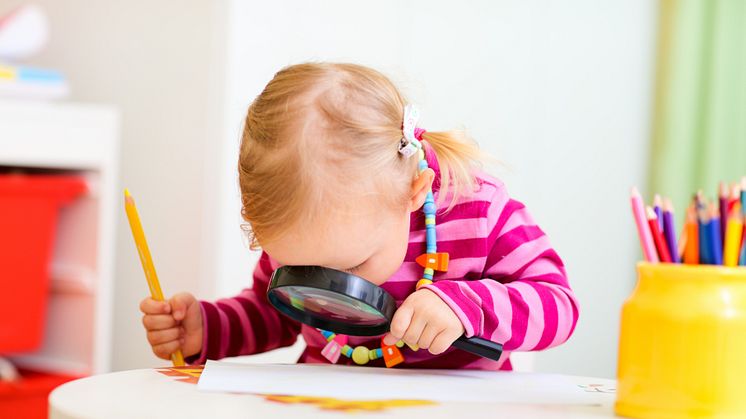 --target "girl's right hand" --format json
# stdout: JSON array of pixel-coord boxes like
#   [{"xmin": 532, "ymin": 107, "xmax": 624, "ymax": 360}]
[{"xmin": 139, "ymin": 292, "xmax": 203, "ymax": 360}]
